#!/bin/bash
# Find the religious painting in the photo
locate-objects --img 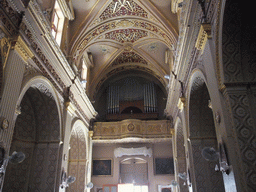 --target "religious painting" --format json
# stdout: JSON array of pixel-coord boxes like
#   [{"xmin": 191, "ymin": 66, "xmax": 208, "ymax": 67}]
[
  {"xmin": 154, "ymin": 157, "xmax": 174, "ymax": 175},
  {"xmin": 92, "ymin": 159, "xmax": 112, "ymax": 176}
]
